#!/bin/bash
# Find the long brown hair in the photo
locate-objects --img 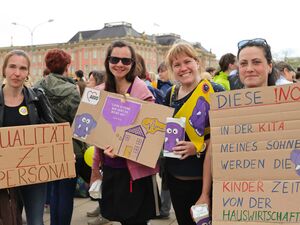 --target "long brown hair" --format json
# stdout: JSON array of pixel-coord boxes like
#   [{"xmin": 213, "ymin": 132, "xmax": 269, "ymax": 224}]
[{"xmin": 104, "ymin": 41, "xmax": 136, "ymax": 93}]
